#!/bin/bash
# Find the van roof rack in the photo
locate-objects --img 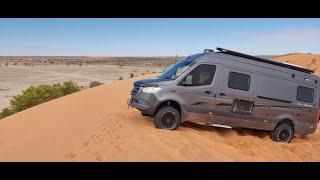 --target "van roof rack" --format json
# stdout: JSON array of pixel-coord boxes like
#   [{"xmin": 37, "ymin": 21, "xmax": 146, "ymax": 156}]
[{"xmin": 216, "ymin": 47, "xmax": 314, "ymax": 74}]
